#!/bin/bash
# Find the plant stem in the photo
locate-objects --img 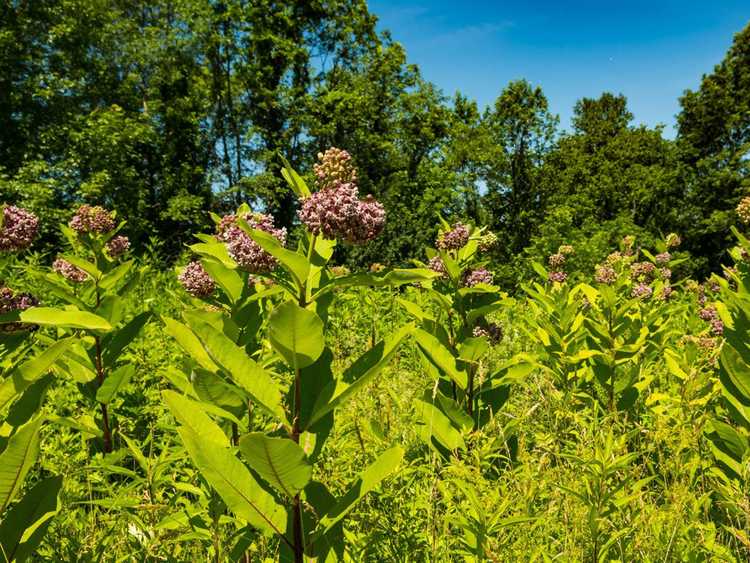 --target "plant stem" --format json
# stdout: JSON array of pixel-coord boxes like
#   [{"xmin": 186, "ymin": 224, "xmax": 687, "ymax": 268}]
[{"xmin": 292, "ymin": 367, "xmax": 304, "ymax": 563}]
